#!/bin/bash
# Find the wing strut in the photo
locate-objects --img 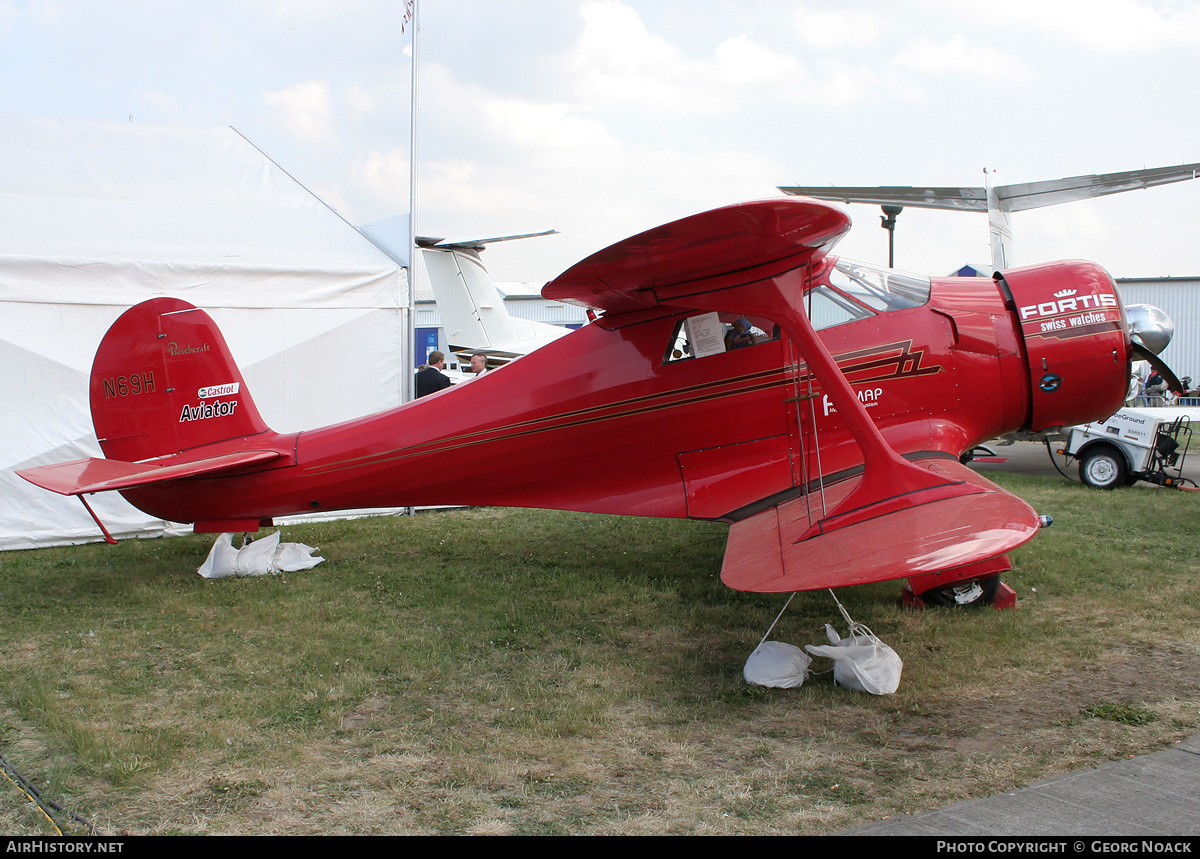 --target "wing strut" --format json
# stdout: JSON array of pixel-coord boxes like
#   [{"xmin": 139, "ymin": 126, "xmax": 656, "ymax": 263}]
[
  {"xmin": 784, "ymin": 329, "xmax": 828, "ymax": 528},
  {"xmin": 77, "ymin": 495, "xmax": 118, "ymax": 545}
]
